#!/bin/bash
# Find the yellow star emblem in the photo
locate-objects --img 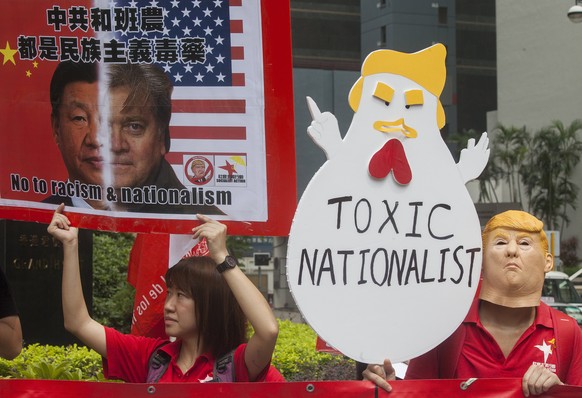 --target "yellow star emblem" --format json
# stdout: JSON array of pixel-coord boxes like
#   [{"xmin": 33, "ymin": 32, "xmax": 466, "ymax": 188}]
[{"xmin": 0, "ymin": 42, "xmax": 18, "ymax": 65}]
